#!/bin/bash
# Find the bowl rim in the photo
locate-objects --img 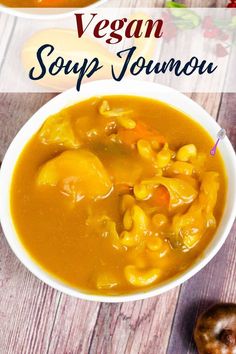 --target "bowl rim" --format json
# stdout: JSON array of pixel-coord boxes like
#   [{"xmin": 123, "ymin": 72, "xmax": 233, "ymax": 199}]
[
  {"xmin": 0, "ymin": 0, "xmax": 108, "ymax": 20},
  {"xmin": 0, "ymin": 79, "xmax": 236, "ymax": 303}
]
